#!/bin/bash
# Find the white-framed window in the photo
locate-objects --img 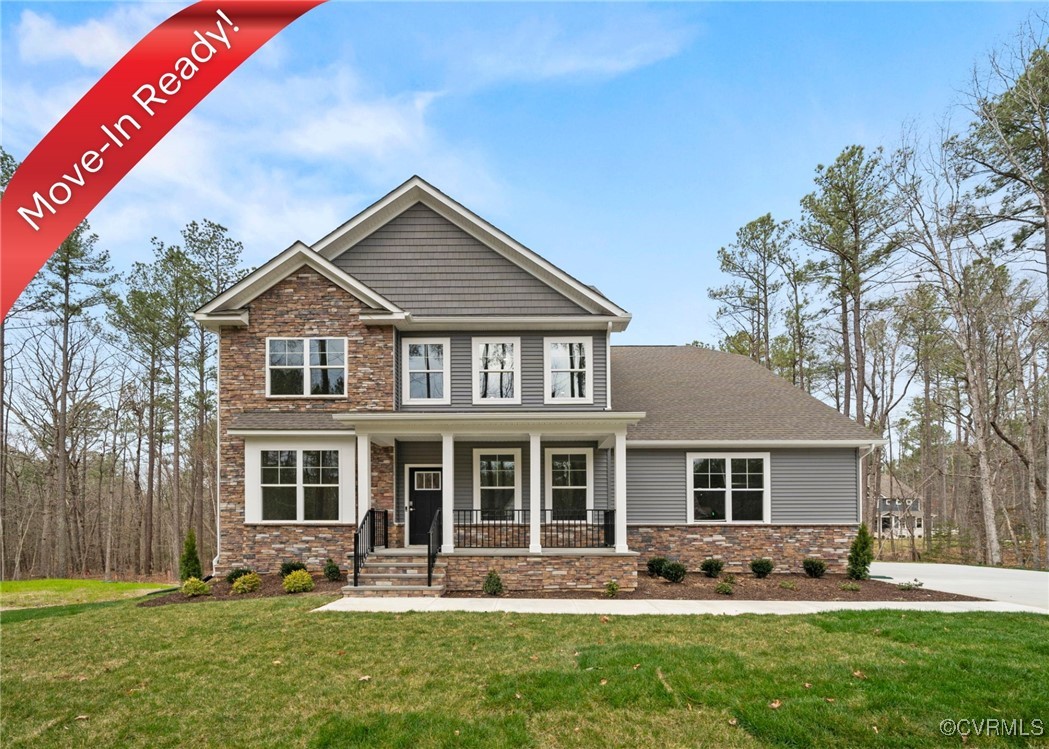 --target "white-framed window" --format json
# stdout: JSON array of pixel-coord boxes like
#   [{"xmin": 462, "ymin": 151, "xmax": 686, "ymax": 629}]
[
  {"xmin": 543, "ymin": 336, "xmax": 593, "ymax": 404},
  {"xmin": 414, "ymin": 471, "xmax": 442, "ymax": 491},
  {"xmin": 402, "ymin": 337, "xmax": 451, "ymax": 405},
  {"xmin": 244, "ymin": 439, "xmax": 355, "ymax": 524},
  {"xmin": 686, "ymin": 452, "xmax": 770, "ymax": 524},
  {"xmin": 472, "ymin": 337, "xmax": 521, "ymax": 404},
  {"xmin": 266, "ymin": 337, "xmax": 346, "ymax": 397},
  {"xmin": 544, "ymin": 447, "xmax": 593, "ymax": 521},
  {"xmin": 473, "ymin": 448, "xmax": 522, "ymax": 521}
]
